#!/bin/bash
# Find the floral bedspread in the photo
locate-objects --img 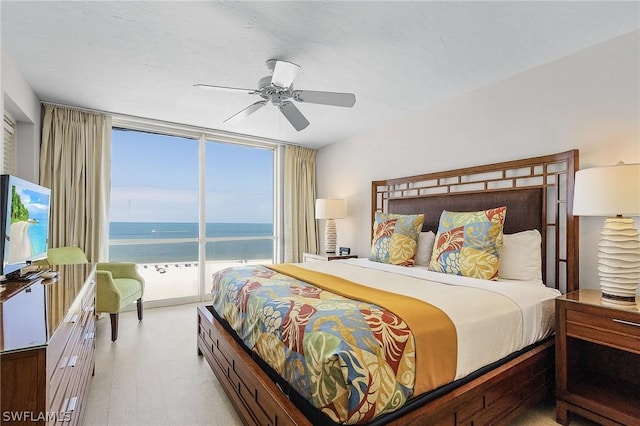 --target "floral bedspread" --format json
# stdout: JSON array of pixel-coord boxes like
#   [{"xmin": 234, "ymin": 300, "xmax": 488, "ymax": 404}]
[{"xmin": 211, "ymin": 264, "xmax": 417, "ymax": 425}]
